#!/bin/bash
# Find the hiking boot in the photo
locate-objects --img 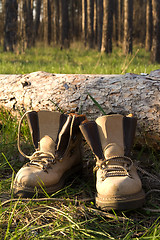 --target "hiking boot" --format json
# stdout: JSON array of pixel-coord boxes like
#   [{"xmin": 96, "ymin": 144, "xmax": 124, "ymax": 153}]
[
  {"xmin": 13, "ymin": 110, "xmax": 86, "ymax": 197},
  {"xmin": 80, "ymin": 114, "xmax": 145, "ymax": 210}
]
